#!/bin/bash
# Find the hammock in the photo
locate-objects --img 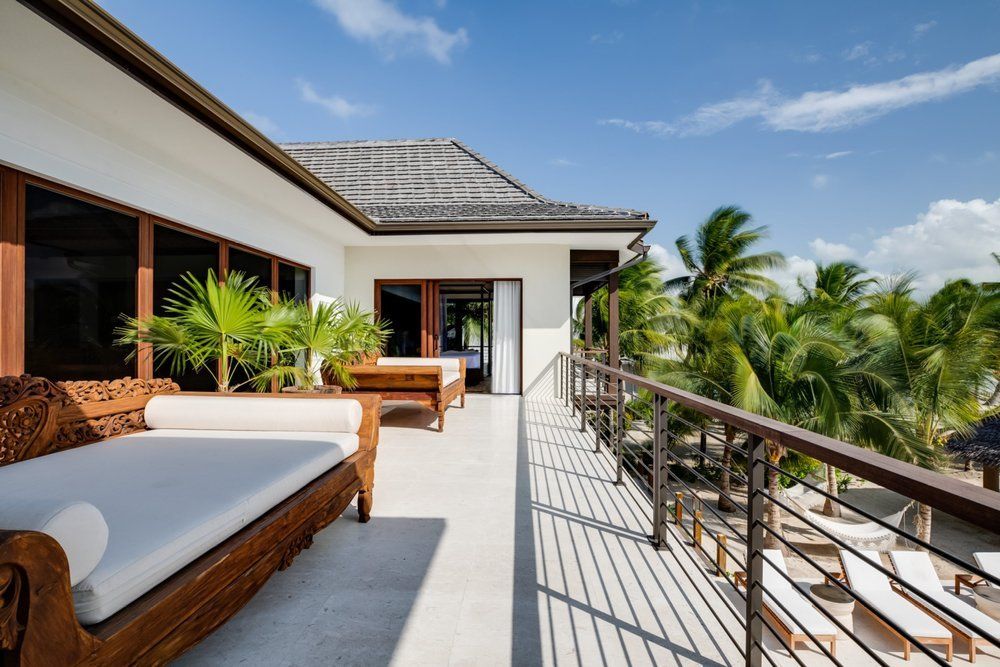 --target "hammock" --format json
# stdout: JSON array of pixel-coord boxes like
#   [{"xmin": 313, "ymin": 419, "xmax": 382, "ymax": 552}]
[{"xmin": 780, "ymin": 477, "xmax": 914, "ymax": 553}]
